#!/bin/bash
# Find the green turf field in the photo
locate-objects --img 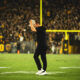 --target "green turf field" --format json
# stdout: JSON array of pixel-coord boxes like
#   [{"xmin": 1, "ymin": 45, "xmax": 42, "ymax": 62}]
[{"xmin": 0, "ymin": 54, "xmax": 80, "ymax": 80}]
